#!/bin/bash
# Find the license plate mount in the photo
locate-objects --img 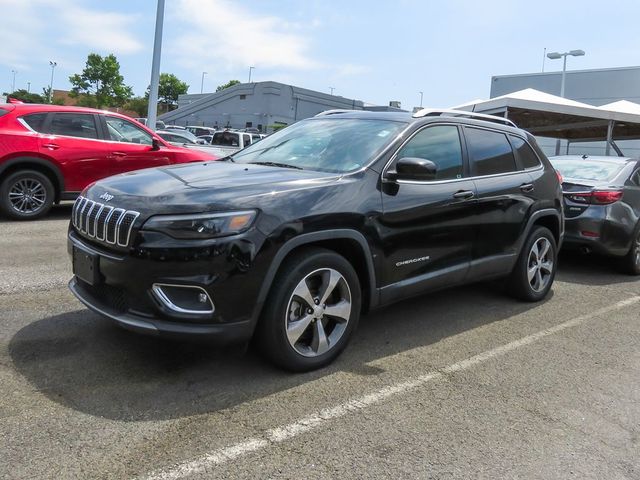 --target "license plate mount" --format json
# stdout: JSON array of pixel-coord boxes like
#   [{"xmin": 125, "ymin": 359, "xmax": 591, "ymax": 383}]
[{"xmin": 73, "ymin": 246, "xmax": 100, "ymax": 286}]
